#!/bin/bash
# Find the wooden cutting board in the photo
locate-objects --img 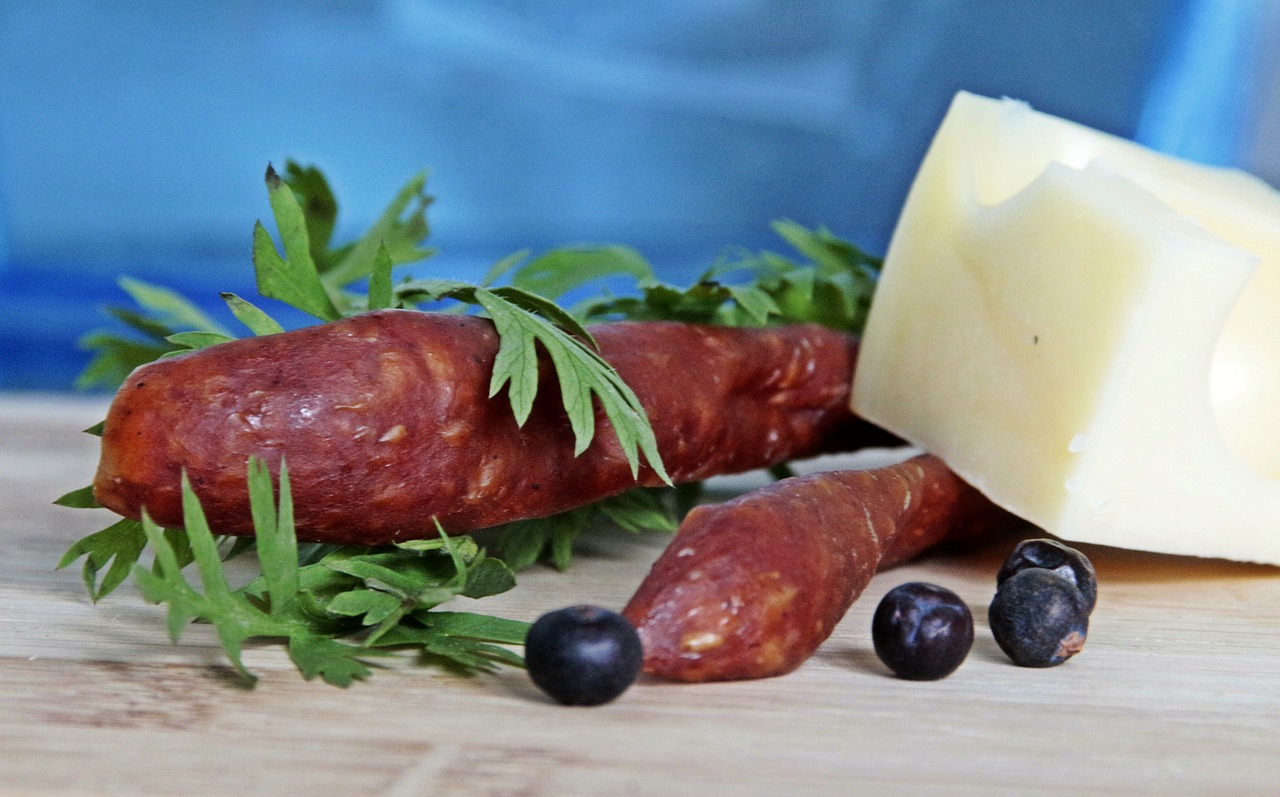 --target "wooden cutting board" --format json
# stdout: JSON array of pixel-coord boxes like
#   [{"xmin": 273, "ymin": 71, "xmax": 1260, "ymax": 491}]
[{"xmin": 2, "ymin": 394, "xmax": 1278, "ymax": 796}]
